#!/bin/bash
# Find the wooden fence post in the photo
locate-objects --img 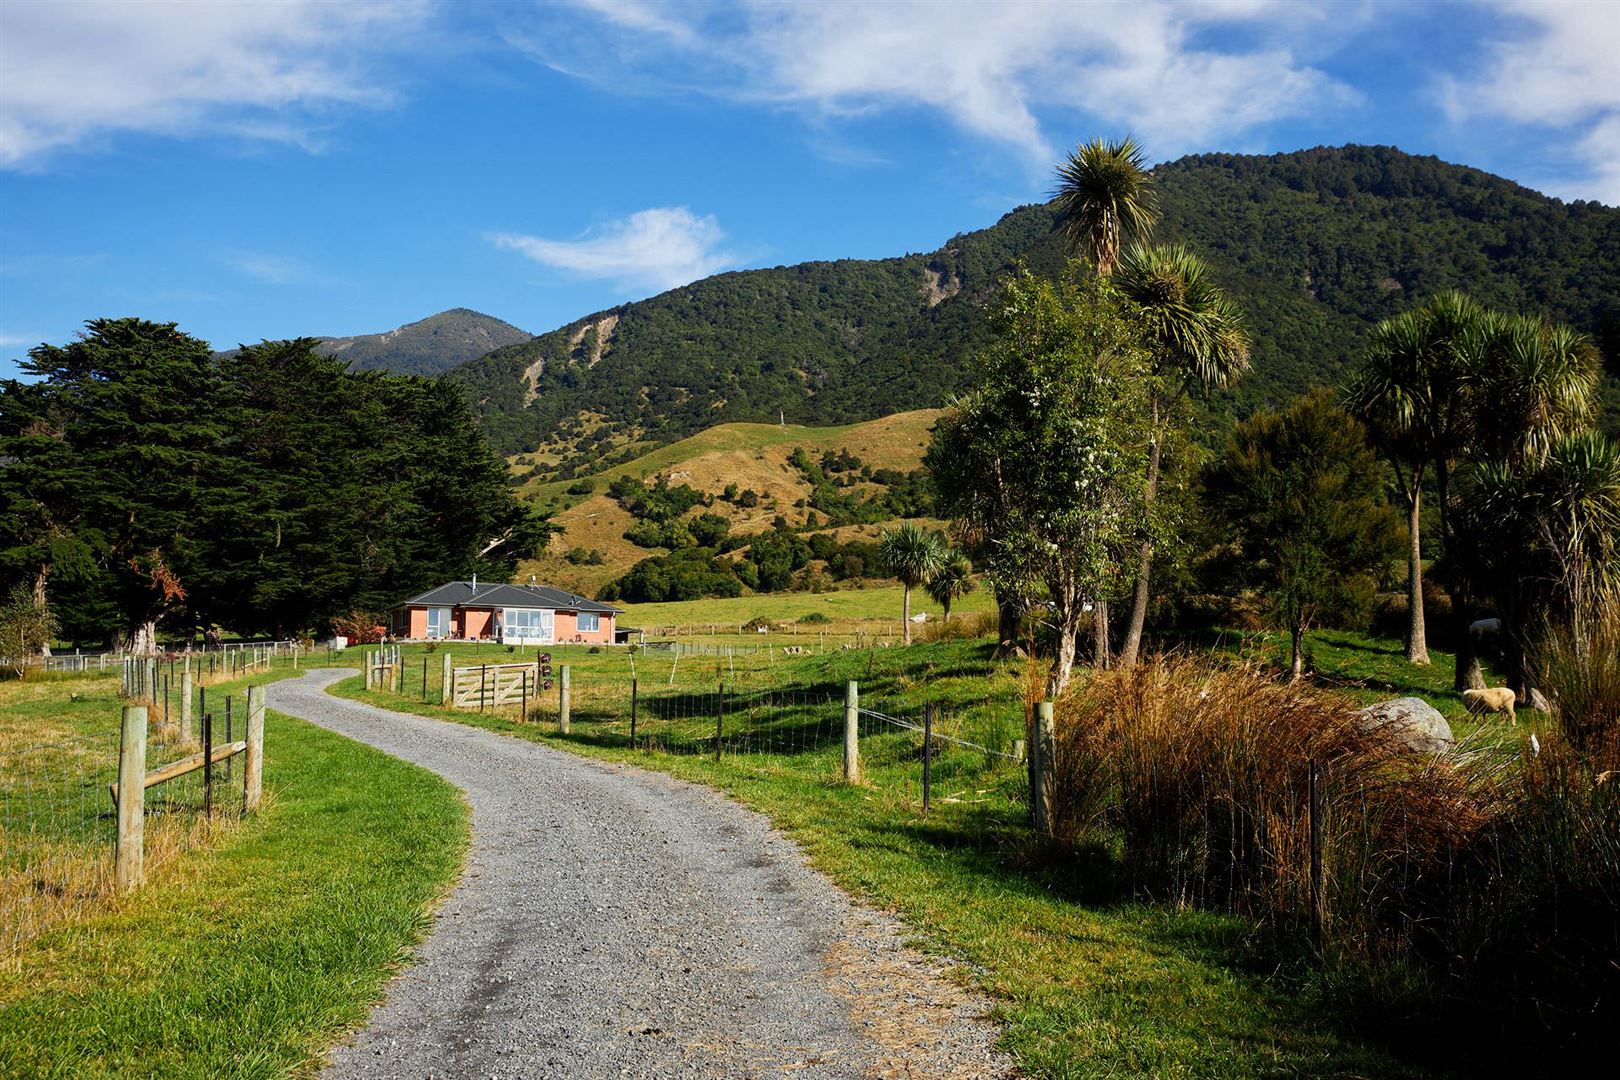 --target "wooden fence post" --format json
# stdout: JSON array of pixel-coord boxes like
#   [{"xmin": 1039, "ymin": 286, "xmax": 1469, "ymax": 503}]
[
  {"xmin": 559, "ymin": 665, "xmax": 571, "ymax": 734},
  {"xmin": 1031, "ymin": 701, "xmax": 1054, "ymax": 836},
  {"xmin": 115, "ymin": 705, "xmax": 147, "ymax": 892},
  {"xmin": 442, "ymin": 651, "xmax": 453, "ymax": 706},
  {"xmin": 1309, "ymin": 759, "xmax": 1323, "ymax": 947},
  {"xmin": 630, "ymin": 677, "xmax": 638, "ymax": 746},
  {"xmin": 244, "ymin": 685, "xmax": 265, "ymax": 813},
  {"xmin": 715, "ymin": 683, "xmax": 724, "ymax": 762},
  {"xmin": 843, "ymin": 680, "xmax": 860, "ymax": 784},
  {"xmin": 364, "ymin": 648, "xmax": 374, "ymax": 691},
  {"xmin": 180, "ymin": 668, "xmax": 193, "ymax": 743},
  {"xmin": 922, "ymin": 703, "xmax": 934, "ymax": 813}
]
